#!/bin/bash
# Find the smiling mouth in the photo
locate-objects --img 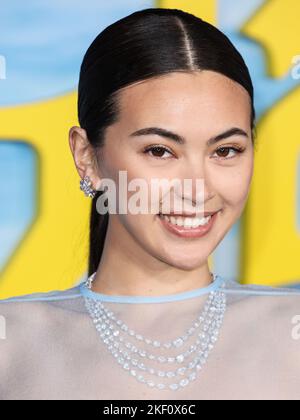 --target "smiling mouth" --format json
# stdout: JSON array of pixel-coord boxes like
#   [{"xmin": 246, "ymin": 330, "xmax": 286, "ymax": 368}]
[
  {"xmin": 157, "ymin": 211, "xmax": 220, "ymax": 238},
  {"xmin": 158, "ymin": 213, "xmax": 211, "ymax": 228},
  {"xmin": 158, "ymin": 210, "xmax": 220, "ymax": 228}
]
